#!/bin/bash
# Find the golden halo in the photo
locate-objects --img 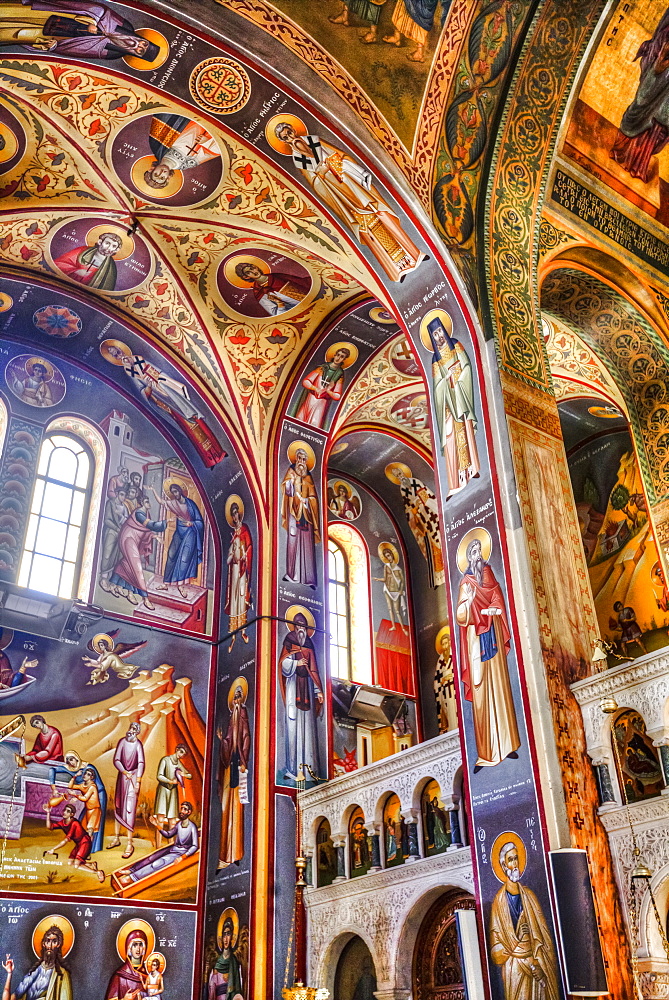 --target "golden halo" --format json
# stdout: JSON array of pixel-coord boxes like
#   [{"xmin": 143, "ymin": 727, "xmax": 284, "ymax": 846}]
[
  {"xmin": 163, "ymin": 476, "xmax": 189, "ymax": 497},
  {"xmin": 384, "ymin": 461, "xmax": 412, "ymax": 485},
  {"xmin": 223, "ymin": 254, "xmax": 270, "ymax": 289},
  {"xmin": 0, "ymin": 627, "xmax": 13, "ymax": 651},
  {"xmin": 287, "ymin": 440, "xmax": 316, "ymax": 470},
  {"xmin": 116, "ymin": 918, "xmax": 155, "ymax": 961},
  {"xmin": 378, "ymin": 541, "xmax": 399, "ymax": 565},
  {"xmin": 331, "ymin": 480, "xmax": 351, "ymax": 498},
  {"xmin": 331, "ymin": 441, "xmax": 348, "ymax": 456},
  {"xmin": 325, "ymin": 341, "xmax": 358, "ymax": 368},
  {"xmin": 0, "ymin": 291, "xmax": 13, "ymax": 312},
  {"xmin": 491, "ymin": 830, "xmax": 527, "ymax": 883},
  {"xmin": 225, "ymin": 494, "xmax": 244, "ymax": 525},
  {"xmin": 456, "ymin": 527, "xmax": 492, "ymax": 574},
  {"xmin": 32, "ymin": 915, "xmax": 75, "ymax": 959},
  {"xmin": 99, "ymin": 338, "xmax": 133, "ymax": 366},
  {"xmin": 0, "ymin": 122, "xmax": 18, "ymax": 165},
  {"xmin": 92, "ymin": 632, "xmax": 115, "ymax": 653},
  {"xmin": 419, "ymin": 308, "xmax": 453, "ymax": 352},
  {"xmin": 227, "ymin": 675, "xmax": 249, "ymax": 709},
  {"xmin": 217, "ymin": 907, "xmax": 239, "ymax": 950},
  {"xmin": 123, "ymin": 29, "xmax": 169, "ymax": 71},
  {"xmin": 588, "ymin": 404, "xmax": 622, "ymax": 419},
  {"xmin": 434, "ymin": 624, "xmax": 450, "ymax": 654},
  {"xmin": 285, "ymin": 604, "xmax": 316, "ymax": 635},
  {"xmin": 85, "ymin": 224, "xmax": 135, "ymax": 262},
  {"xmin": 265, "ymin": 114, "xmax": 308, "ymax": 155},
  {"xmin": 130, "ymin": 154, "xmax": 184, "ymax": 200},
  {"xmin": 145, "ymin": 951, "xmax": 166, "ymax": 974},
  {"xmin": 369, "ymin": 305, "xmax": 397, "ymax": 325},
  {"xmin": 25, "ymin": 356, "xmax": 54, "ymax": 380}
]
